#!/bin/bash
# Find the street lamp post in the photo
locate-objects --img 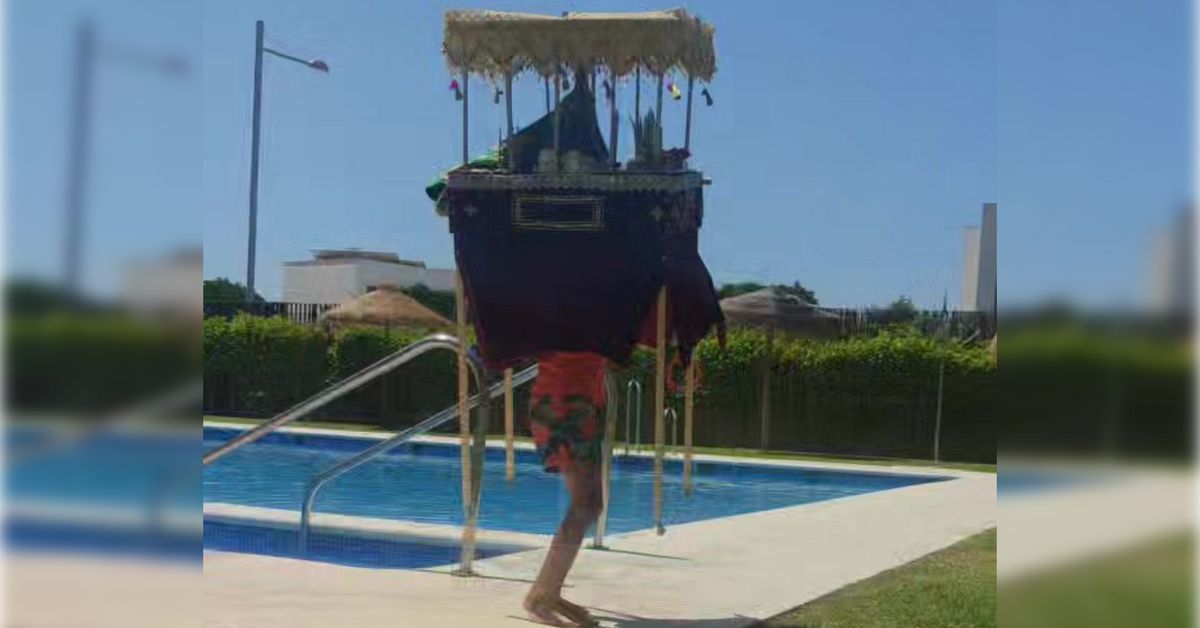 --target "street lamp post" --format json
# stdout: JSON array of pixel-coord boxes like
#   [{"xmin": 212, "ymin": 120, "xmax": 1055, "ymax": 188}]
[
  {"xmin": 62, "ymin": 20, "xmax": 94, "ymax": 298},
  {"xmin": 244, "ymin": 20, "xmax": 329, "ymax": 305},
  {"xmin": 62, "ymin": 20, "xmax": 187, "ymax": 298}
]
